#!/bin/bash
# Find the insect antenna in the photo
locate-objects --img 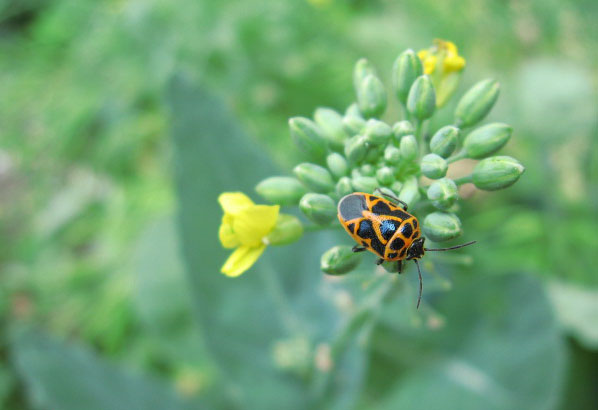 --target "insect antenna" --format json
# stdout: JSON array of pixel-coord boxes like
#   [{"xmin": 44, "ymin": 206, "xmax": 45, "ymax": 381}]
[
  {"xmin": 424, "ymin": 240, "xmax": 477, "ymax": 252},
  {"xmin": 414, "ymin": 259, "xmax": 423, "ymax": 310}
]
